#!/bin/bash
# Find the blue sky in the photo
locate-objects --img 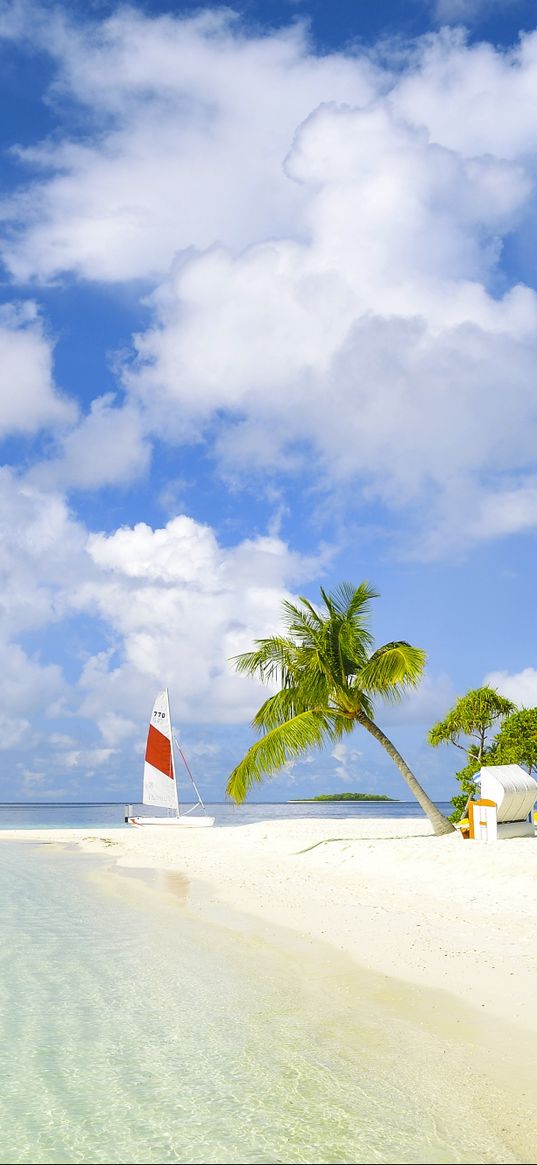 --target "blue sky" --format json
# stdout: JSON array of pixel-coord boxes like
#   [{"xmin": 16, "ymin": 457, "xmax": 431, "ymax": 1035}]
[{"xmin": 1, "ymin": 0, "xmax": 537, "ymax": 805}]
